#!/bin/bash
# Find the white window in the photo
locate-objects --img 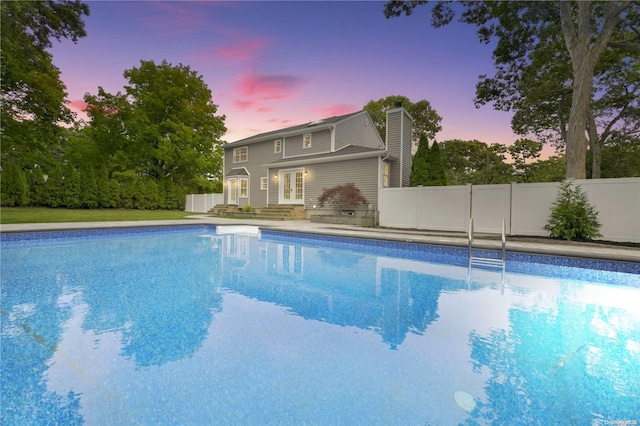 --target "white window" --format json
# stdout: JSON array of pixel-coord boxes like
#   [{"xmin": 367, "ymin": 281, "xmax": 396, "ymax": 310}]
[
  {"xmin": 303, "ymin": 133, "xmax": 311, "ymax": 149},
  {"xmin": 239, "ymin": 178, "xmax": 248, "ymax": 197},
  {"xmin": 233, "ymin": 146, "xmax": 248, "ymax": 163},
  {"xmin": 383, "ymin": 163, "xmax": 389, "ymax": 187},
  {"xmin": 274, "ymin": 139, "xmax": 282, "ymax": 153},
  {"xmin": 260, "ymin": 177, "xmax": 268, "ymax": 190}
]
